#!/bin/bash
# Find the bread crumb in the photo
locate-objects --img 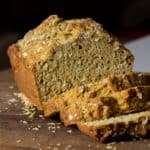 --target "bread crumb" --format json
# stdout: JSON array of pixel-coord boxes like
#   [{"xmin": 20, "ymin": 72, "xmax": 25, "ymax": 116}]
[
  {"xmin": 56, "ymin": 126, "xmax": 61, "ymax": 129},
  {"xmin": 7, "ymin": 98, "xmax": 18, "ymax": 103},
  {"xmin": 32, "ymin": 127, "xmax": 39, "ymax": 131},
  {"xmin": 65, "ymin": 145, "xmax": 72, "ymax": 150},
  {"xmin": 66, "ymin": 129, "xmax": 73, "ymax": 134},
  {"xmin": 16, "ymin": 139, "xmax": 21, "ymax": 143},
  {"xmin": 106, "ymin": 142, "xmax": 117, "ymax": 150},
  {"xmin": 51, "ymin": 126, "xmax": 56, "ymax": 129},
  {"xmin": 48, "ymin": 126, "xmax": 56, "ymax": 130},
  {"xmin": 51, "ymin": 130, "xmax": 56, "ymax": 133},
  {"xmin": 48, "ymin": 122, "xmax": 56, "ymax": 126},
  {"xmin": 20, "ymin": 120, "xmax": 28, "ymax": 125},
  {"xmin": 47, "ymin": 122, "xmax": 61, "ymax": 132},
  {"xmin": 9, "ymin": 86, "xmax": 14, "ymax": 89},
  {"xmin": 56, "ymin": 143, "xmax": 61, "ymax": 146},
  {"xmin": 106, "ymin": 145, "xmax": 113, "ymax": 149},
  {"xmin": 37, "ymin": 125, "xmax": 41, "ymax": 128},
  {"xmin": 56, "ymin": 122, "xmax": 61, "ymax": 125},
  {"xmin": 39, "ymin": 114, "xmax": 45, "ymax": 120}
]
